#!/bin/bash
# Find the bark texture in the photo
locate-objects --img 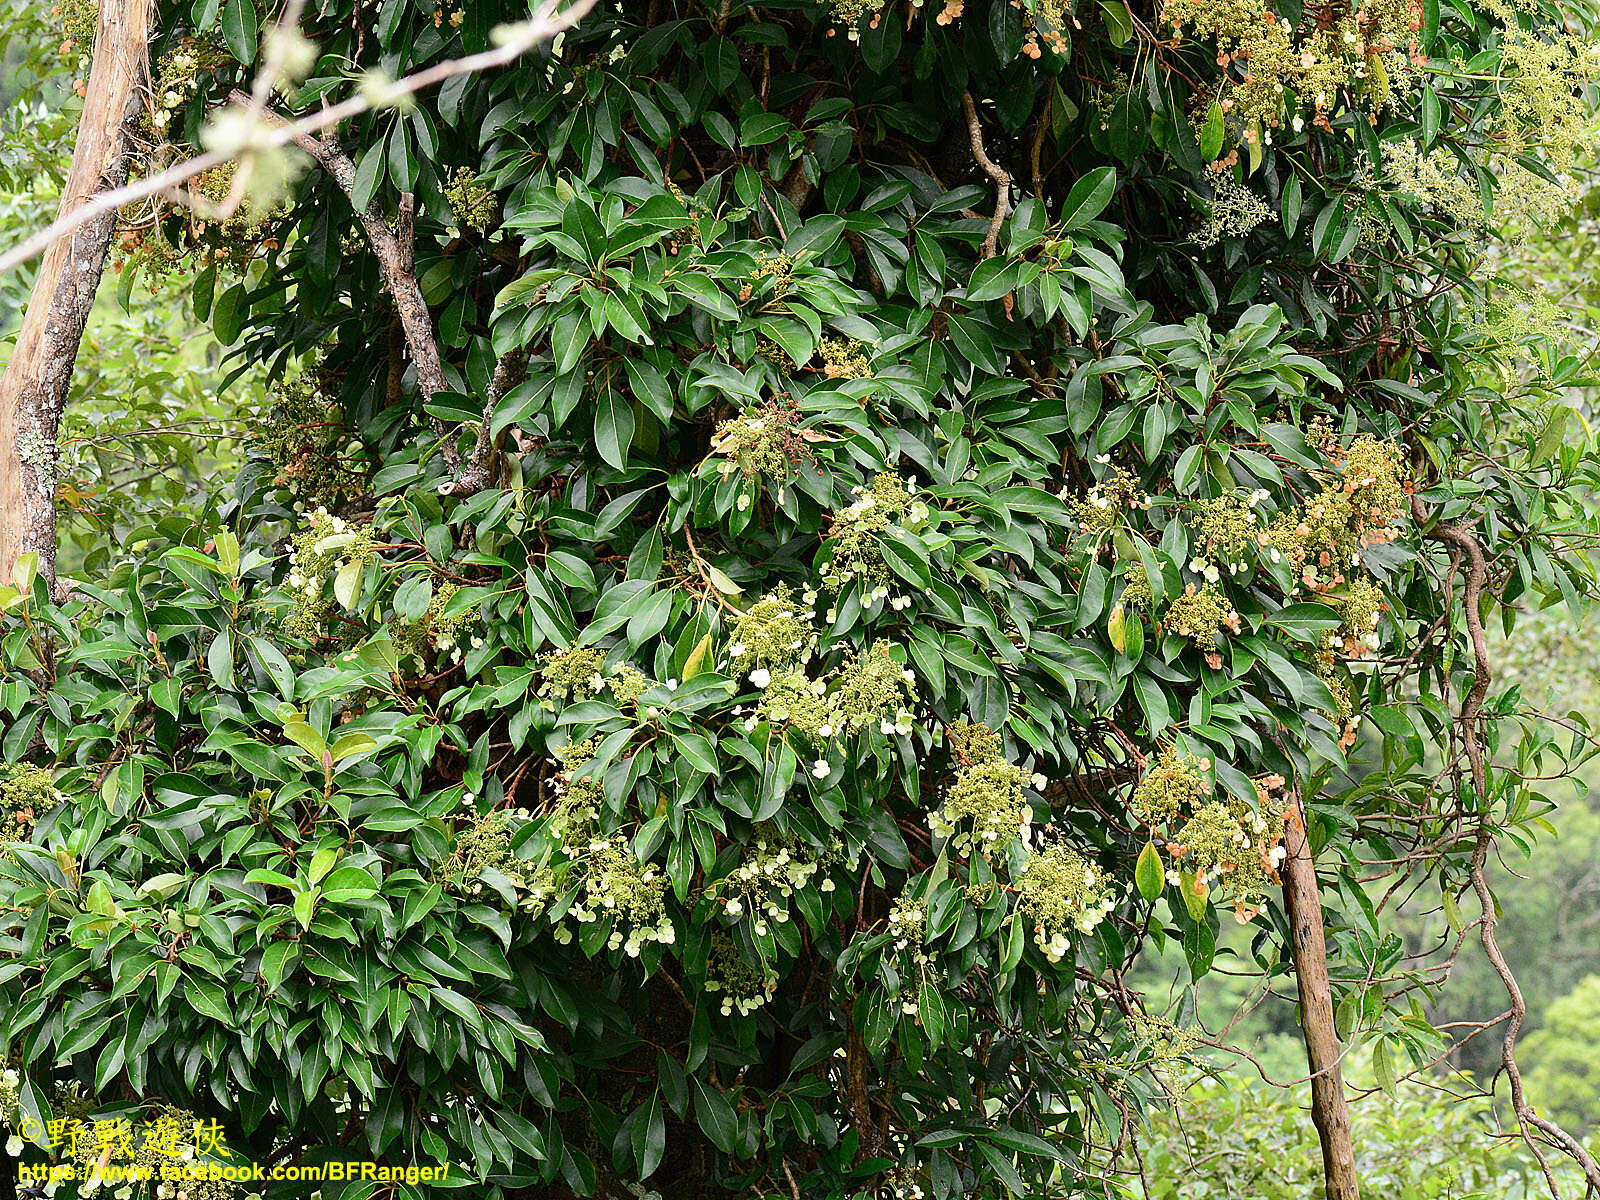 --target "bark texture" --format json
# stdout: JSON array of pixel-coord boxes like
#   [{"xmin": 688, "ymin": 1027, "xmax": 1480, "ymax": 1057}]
[
  {"xmin": 1281, "ymin": 802, "xmax": 1361, "ymax": 1200},
  {"xmin": 0, "ymin": 0, "xmax": 154, "ymax": 592}
]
